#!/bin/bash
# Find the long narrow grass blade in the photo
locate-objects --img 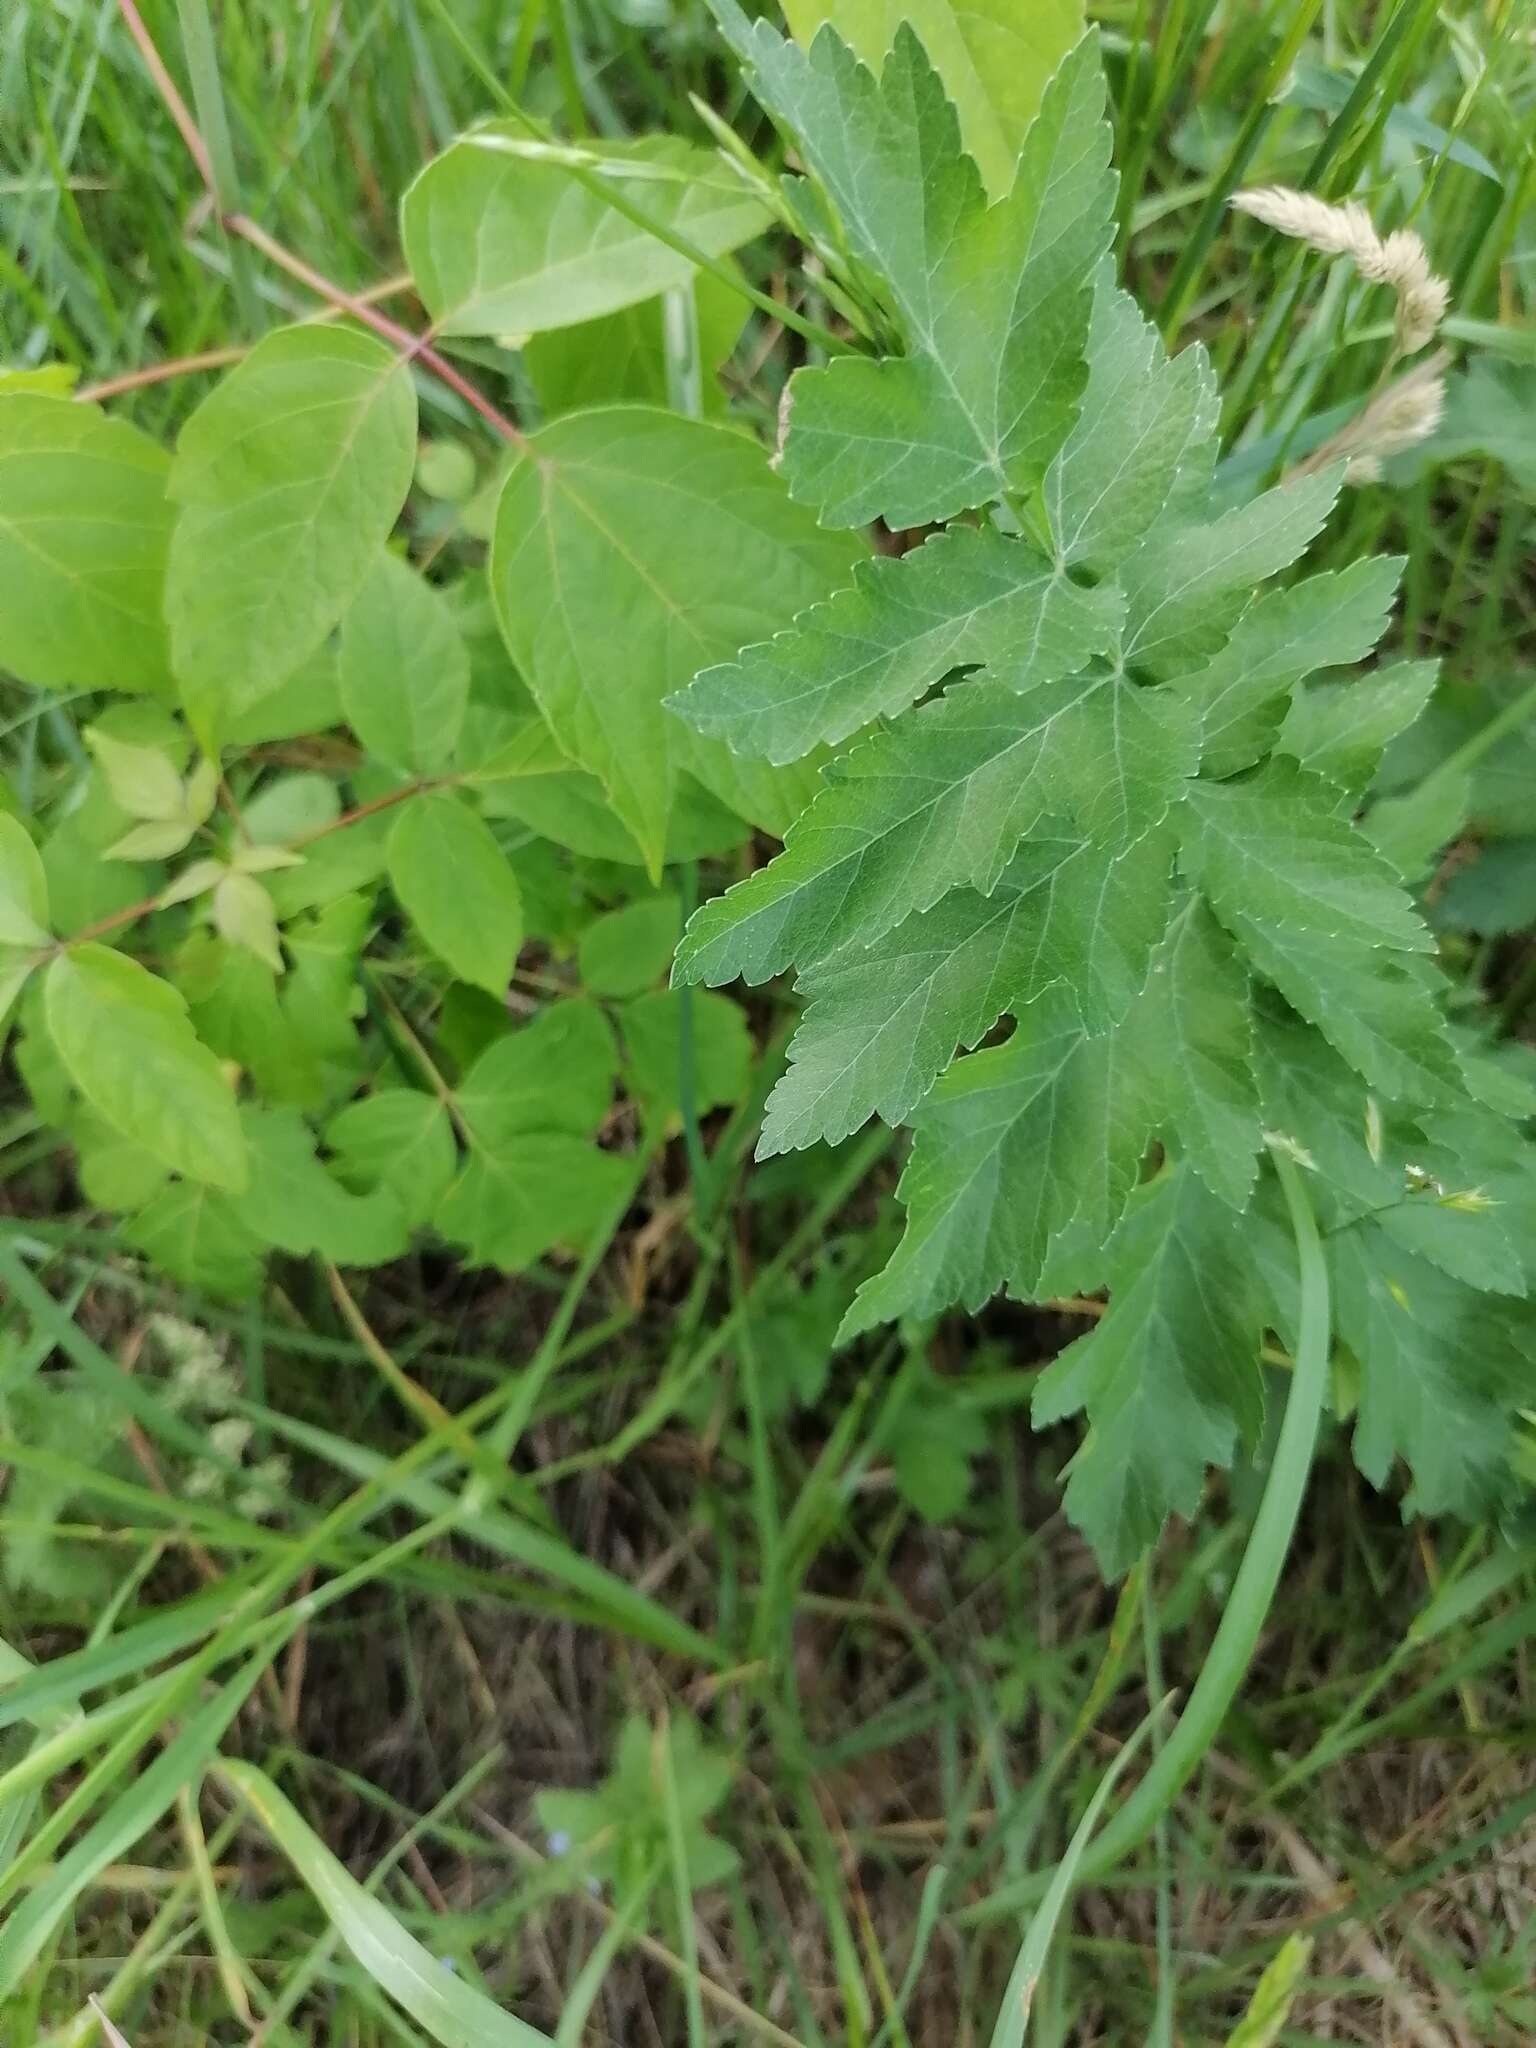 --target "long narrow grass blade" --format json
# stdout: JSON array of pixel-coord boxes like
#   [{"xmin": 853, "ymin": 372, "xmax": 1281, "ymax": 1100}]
[{"xmin": 218, "ymin": 1758, "xmax": 555, "ymax": 2048}]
